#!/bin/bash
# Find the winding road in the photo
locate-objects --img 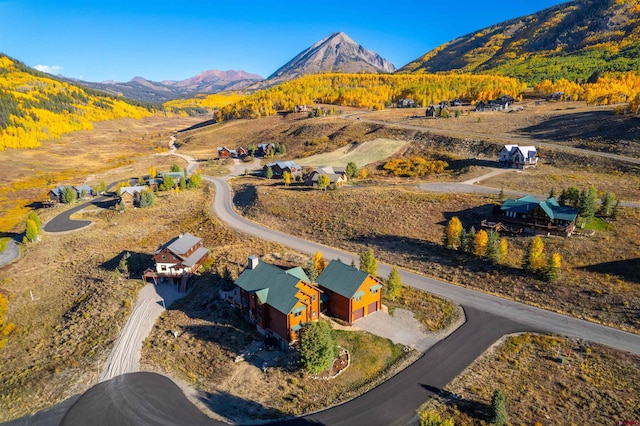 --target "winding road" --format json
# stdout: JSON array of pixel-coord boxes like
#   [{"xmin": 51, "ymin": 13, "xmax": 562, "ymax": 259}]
[{"xmin": 10, "ymin": 128, "xmax": 640, "ymax": 425}]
